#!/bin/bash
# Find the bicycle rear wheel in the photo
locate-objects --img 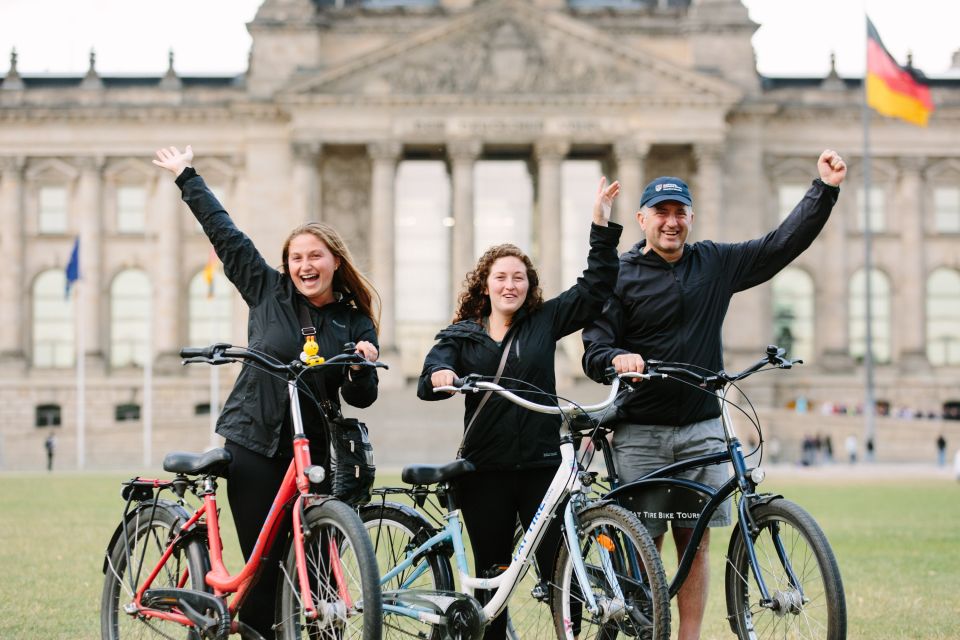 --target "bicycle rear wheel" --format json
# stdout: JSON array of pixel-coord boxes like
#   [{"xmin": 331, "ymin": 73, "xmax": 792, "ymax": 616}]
[
  {"xmin": 100, "ymin": 501, "xmax": 211, "ymax": 640},
  {"xmin": 725, "ymin": 497, "xmax": 846, "ymax": 640},
  {"xmin": 552, "ymin": 503, "xmax": 670, "ymax": 640},
  {"xmin": 360, "ymin": 503, "xmax": 454, "ymax": 639},
  {"xmin": 275, "ymin": 499, "xmax": 383, "ymax": 640}
]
